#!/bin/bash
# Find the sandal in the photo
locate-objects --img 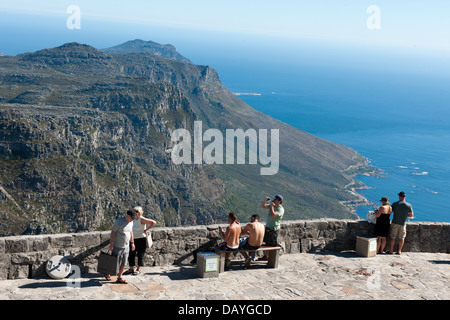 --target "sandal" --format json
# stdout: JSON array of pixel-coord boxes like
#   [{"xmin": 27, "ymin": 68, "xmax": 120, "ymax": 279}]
[
  {"xmin": 116, "ymin": 277, "xmax": 128, "ymax": 284},
  {"xmin": 105, "ymin": 274, "xmax": 112, "ymax": 281},
  {"xmin": 133, "ymin": 270, "xmax": 140, "ymax": 276}
]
